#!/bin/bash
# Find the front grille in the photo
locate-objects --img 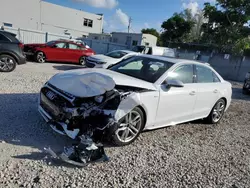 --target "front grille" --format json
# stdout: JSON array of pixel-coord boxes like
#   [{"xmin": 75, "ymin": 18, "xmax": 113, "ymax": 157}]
[
  {"xmin": 47, "ymin": 83, "xmax": 74, "ymax": 100},
  {"xmin": 40, "ymin": 93, "xmax": 61, "ymax": 119},
  {"xmin": 41, "ymin": 87, "xmax": 73, "ymax": 108}
]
